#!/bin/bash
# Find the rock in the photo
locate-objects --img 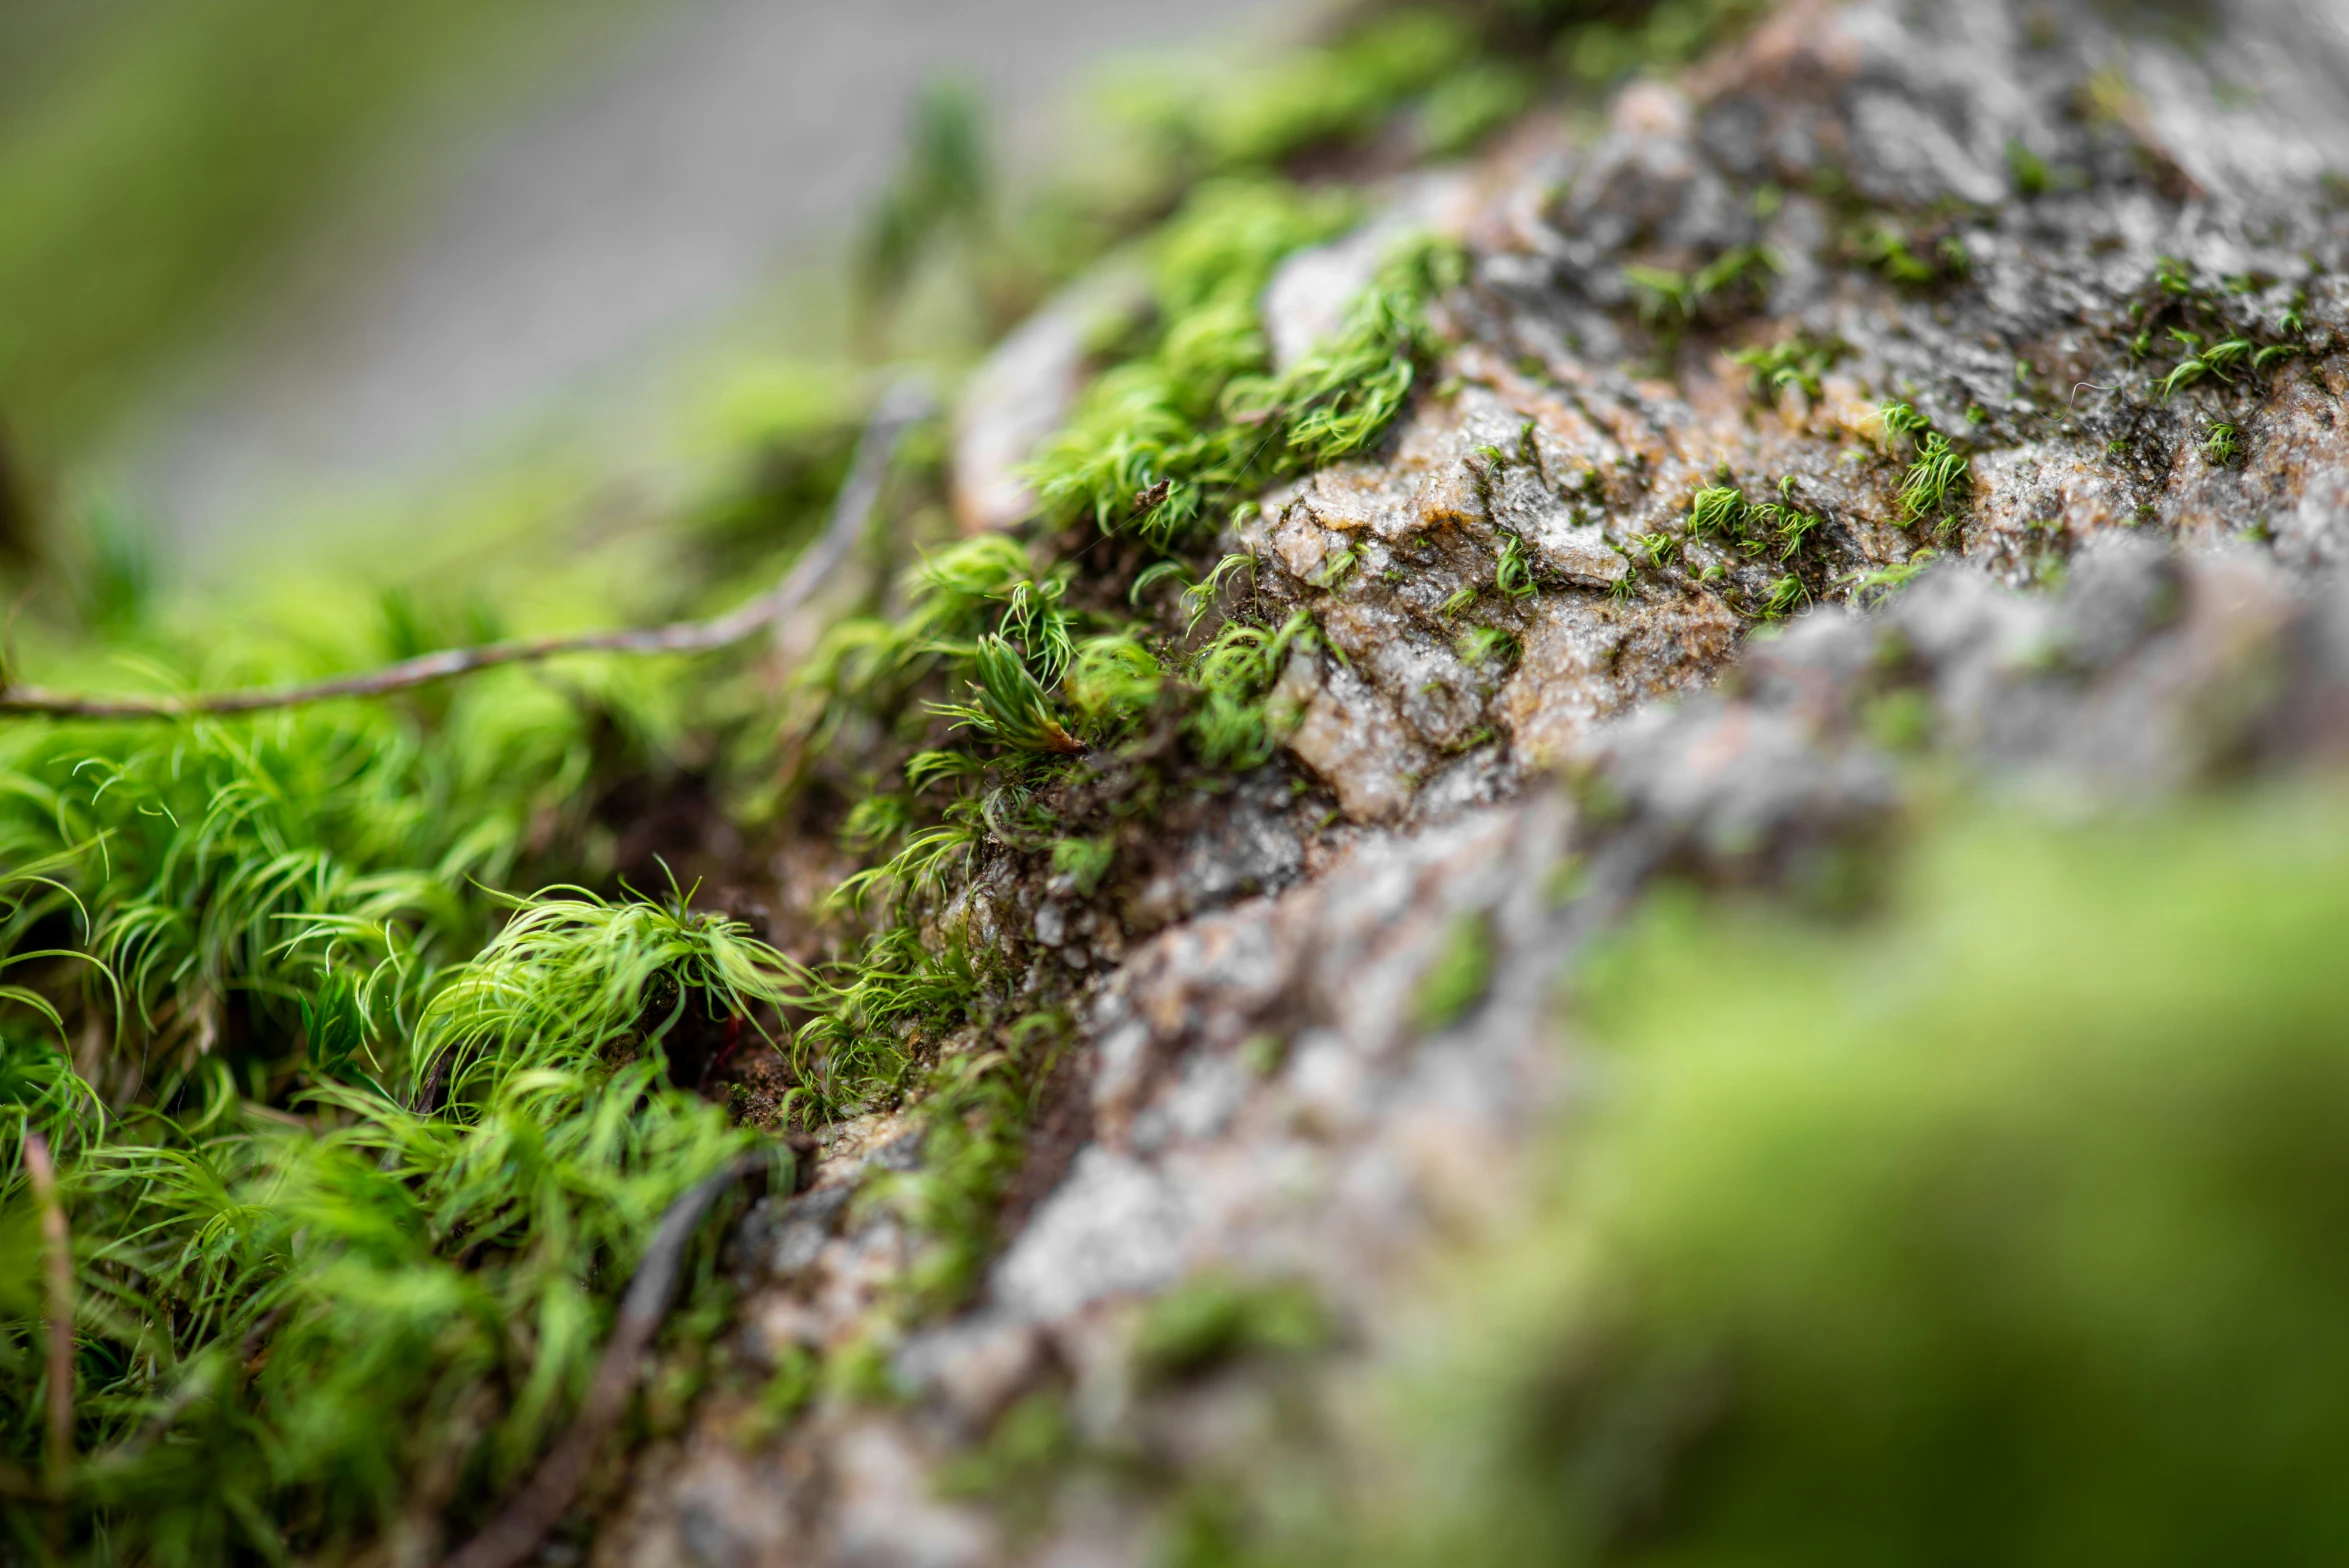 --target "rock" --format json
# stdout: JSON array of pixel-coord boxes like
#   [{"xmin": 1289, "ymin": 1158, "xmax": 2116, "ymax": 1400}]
[
  {"xmin": 611, "ymin": 2, "xmax": 2349, "ymax": 1561},
  {"xmin": 1272, "ymin": 650, "xmax": 1428, "ymax": 822}
]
